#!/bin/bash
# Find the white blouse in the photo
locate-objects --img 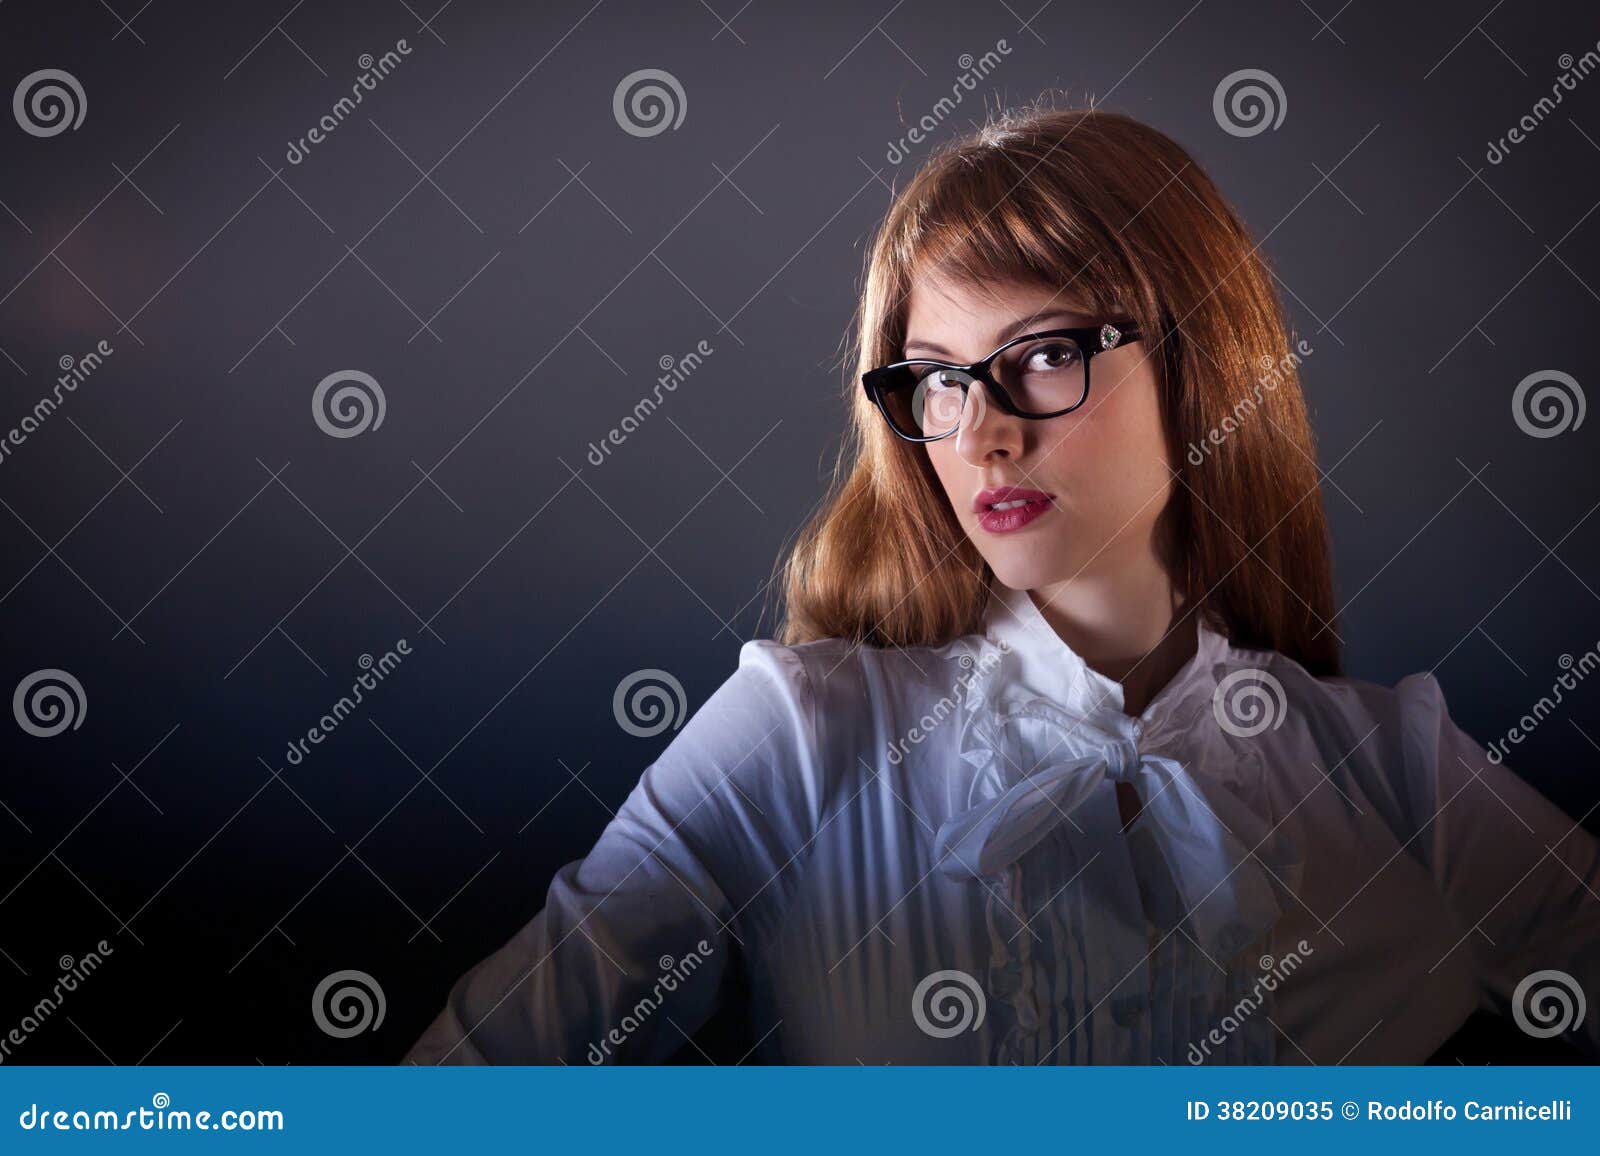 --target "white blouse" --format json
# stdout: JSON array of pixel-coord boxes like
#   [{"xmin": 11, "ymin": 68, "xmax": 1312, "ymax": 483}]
[{"xmin": 406, "ymin": 580, "xmax": 1600, "ymax": 1064}]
